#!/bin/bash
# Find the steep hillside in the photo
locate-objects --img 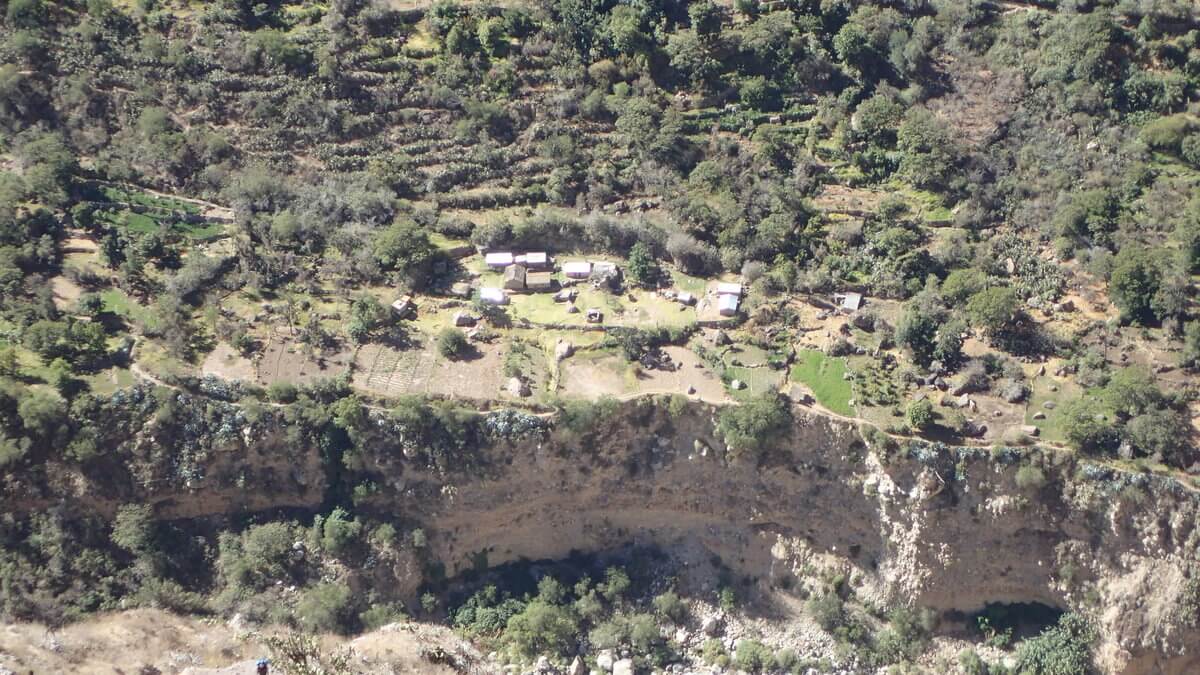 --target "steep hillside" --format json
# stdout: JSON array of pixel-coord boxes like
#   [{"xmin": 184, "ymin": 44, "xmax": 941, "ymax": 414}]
[{"xmin": 3, "ymin": 393, "xmax": 1198, "ymax": 673}]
